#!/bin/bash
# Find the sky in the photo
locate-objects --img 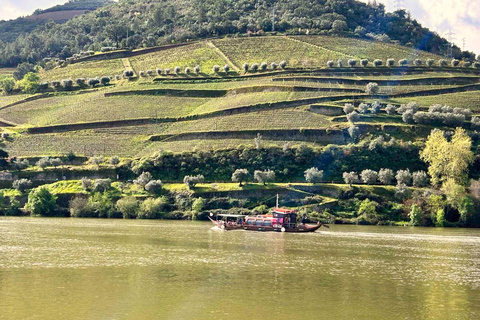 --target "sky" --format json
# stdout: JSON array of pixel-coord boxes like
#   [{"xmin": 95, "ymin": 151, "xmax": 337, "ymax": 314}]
[{"xmin": 1, "ymin": 0, "xmax": 479, "ymax": 54}]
